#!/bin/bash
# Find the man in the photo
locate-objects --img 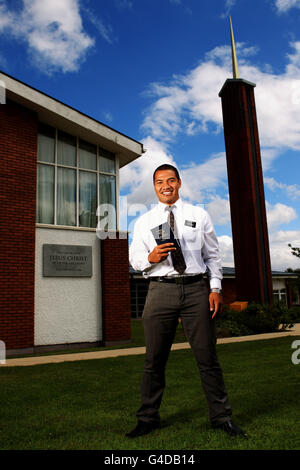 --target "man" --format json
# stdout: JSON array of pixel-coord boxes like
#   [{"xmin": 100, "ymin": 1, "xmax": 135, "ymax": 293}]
[{"xmin": 126, "ymin": 164, "xmax": 246, "ymax": 439}]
